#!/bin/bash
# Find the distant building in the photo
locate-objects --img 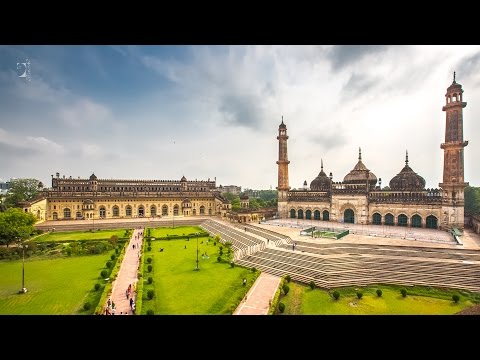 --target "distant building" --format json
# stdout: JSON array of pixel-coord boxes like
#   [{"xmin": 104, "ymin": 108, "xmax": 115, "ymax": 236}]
[
  {"xmin": 243, "ymin": 188, "xmax": 260, "ymax": 198},
  {"xmin": 218, "ymin": 185, "xmax": 242, "ymax": 195},
  {"xmin": 0, "ymin": 179, "xmax": 11, "ymax": 195}
]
